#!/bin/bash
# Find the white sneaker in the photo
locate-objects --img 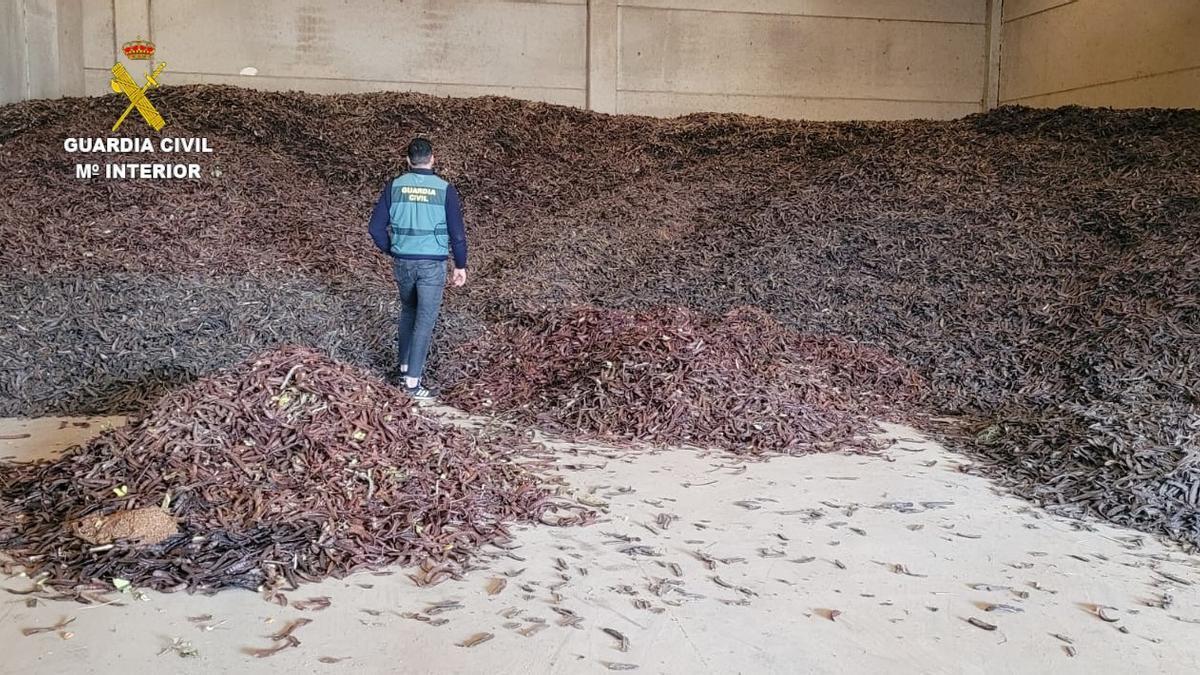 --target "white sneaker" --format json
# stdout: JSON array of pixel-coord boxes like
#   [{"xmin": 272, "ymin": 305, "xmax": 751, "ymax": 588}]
[{"xmin": 405, "ymin": 384, "xmax": 438, "ymax": 402}]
